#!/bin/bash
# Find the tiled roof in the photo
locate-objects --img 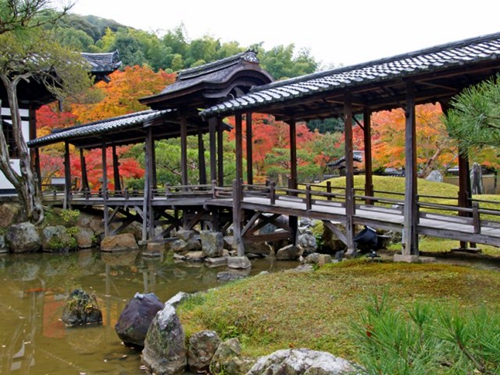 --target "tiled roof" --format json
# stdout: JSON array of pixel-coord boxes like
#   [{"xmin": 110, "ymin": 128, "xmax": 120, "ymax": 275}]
[
  {"xmin": 200, "ymin": 32, "xmax": 500, "ymax": 118},
  {"xmin": 28, "ymin": 109, "xmax": 172, "ymax": 147},
  {"xmin": 81, "ymin": 50, "xmax": 122, "ymax": 73}
]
